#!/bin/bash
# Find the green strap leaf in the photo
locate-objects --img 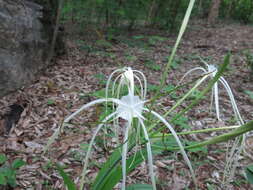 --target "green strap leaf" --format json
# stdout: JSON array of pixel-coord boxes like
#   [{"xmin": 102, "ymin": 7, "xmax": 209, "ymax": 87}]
[
  {"xmin": 92, "ymin": 147, "xmax": 147, "ymax": 190},
  {"xmin": 245, "ymin": 164, "xmax": 253, "ymax": 184}
]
